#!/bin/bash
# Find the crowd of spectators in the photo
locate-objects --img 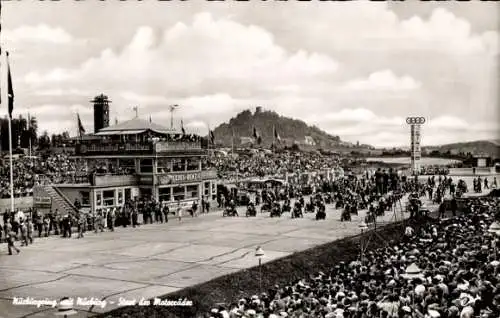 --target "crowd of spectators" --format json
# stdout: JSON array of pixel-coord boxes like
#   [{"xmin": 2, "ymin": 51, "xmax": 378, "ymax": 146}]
[
  {"xmin": 207, "ymin": 196, "xmax": 500, "ymax": 318},
  {"xmin": 207, "ymin": 151, "xmax": 340, "ymax": 180},
  {"xmin": 0, "ymin": 154, "xmax": 86, "ymax": 198}
]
